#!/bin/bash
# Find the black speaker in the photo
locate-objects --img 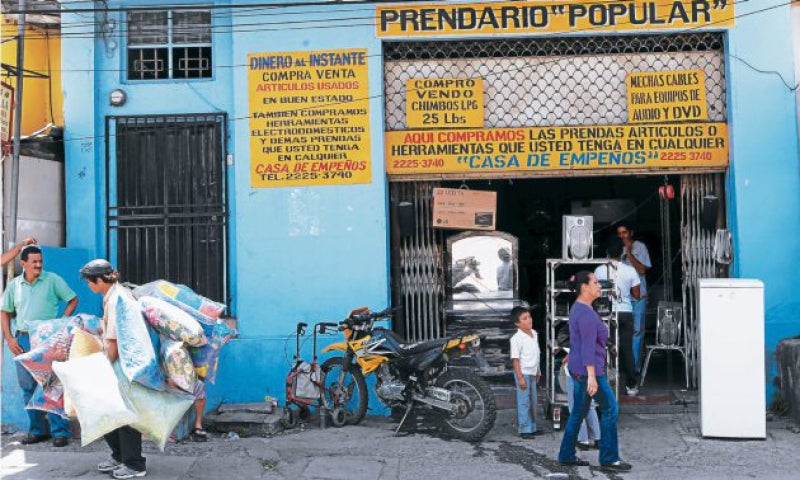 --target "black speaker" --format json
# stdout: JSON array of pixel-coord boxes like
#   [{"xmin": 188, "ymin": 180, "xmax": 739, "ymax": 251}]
[
  {"xmin": 701, "ymin": 195, "xmax": 718, "ymax": 230},
  {"xmin": 398, "ymin": 201, "xmax": 416, "ymax": 237}
]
